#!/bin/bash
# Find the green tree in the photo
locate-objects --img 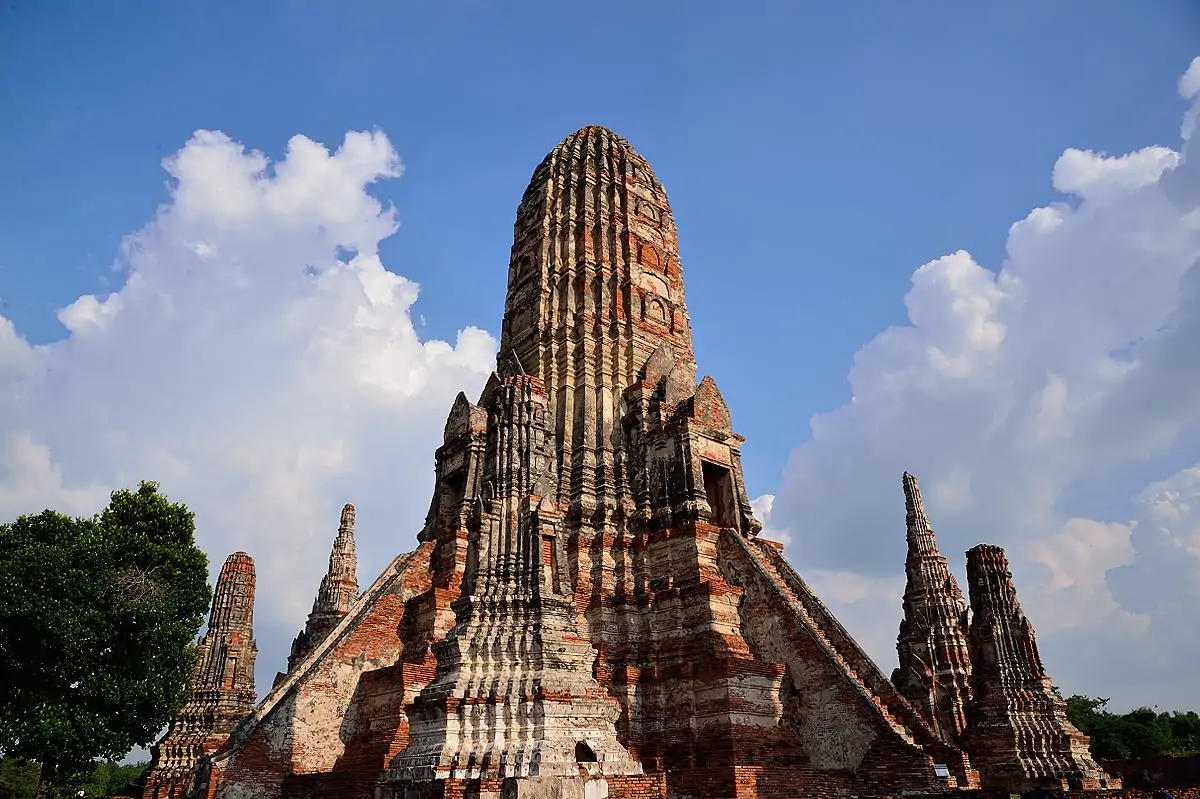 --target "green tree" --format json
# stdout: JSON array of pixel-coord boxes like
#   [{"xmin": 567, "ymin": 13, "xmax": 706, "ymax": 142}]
[
  {"xmin": 79, "ymin": 759, "xmax": 148, "ymax": 797},
  {"xmin": 0, "ymin": 757, "xmax": 41, "ymax": 798},
  {"xmin": 1165, "ymin": 710, "xmax": 1200, "ymax": 754},
  {"xmin": 1065, "ymin": 695, "xmax": 1128, "ymax": 759},
  {"xmin": 0, "ymin": 757, "xmax": 149, "ymax": 799},
  {"xmin": 1120, "ymin": 707, "xmax": 1175, "ymax": 759},
  {"xmin": 1065, "ymin": 694, "xmax": 1200, "ymax": 760},
  {"xmin": 0, "ymin": 482, "xmax": 211, "ymax": 796}
]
